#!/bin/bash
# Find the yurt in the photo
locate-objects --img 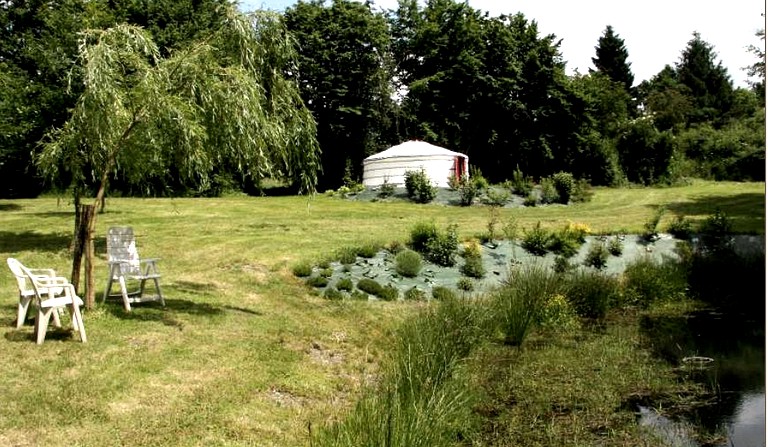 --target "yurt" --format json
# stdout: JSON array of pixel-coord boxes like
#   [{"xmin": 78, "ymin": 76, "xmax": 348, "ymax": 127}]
[{"xmin": 362, "ymin": 141, "xmax": 469, "ymax": 188}]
